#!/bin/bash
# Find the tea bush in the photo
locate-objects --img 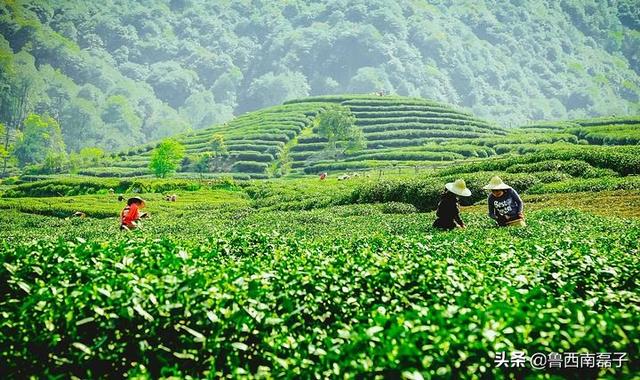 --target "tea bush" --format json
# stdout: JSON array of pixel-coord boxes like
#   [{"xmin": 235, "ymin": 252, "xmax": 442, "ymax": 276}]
[
  {"xmin": 2, "ymin": 178, "xmax": 237, "ymax": 198},
  {"xmin": 1, "ymin": 209, "xmax": 637, "ymax": 378}
]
